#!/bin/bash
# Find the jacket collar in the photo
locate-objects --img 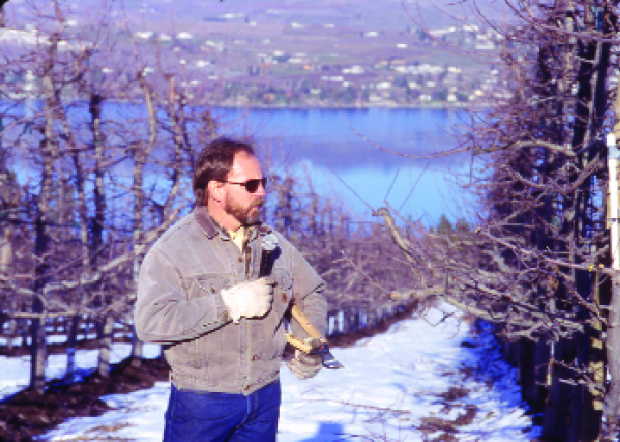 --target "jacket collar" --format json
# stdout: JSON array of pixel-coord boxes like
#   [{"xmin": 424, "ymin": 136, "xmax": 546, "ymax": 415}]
[{"xmin": 194, "ymin": 206, "xmax": 272, "ymax": 242}]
